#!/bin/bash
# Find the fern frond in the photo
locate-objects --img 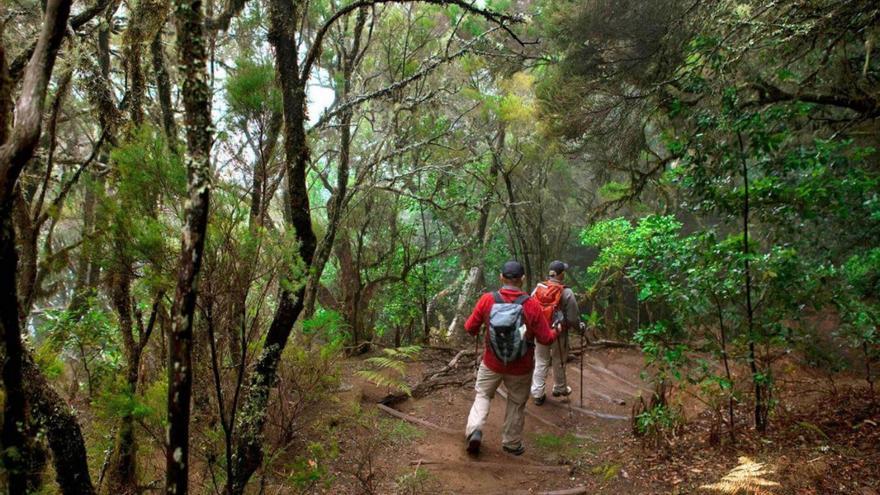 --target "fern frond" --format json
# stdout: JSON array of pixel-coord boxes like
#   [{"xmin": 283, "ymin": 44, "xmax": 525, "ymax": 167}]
[
  {"xmin": 363, "ymin": 356, "xmax": 406, "ymax": 375},
  {"xmin": 396, "ymin": 345, "xmax": 422, "ymax": 358},
  {"xmin": 381, "ymin": 345, "xmax": 422, "ymax": 360},
  {"xmin": 356, "ymin": 370, "xmax": 392, "ymax": 388},
  {"xmin": 355, "ymin": 370, "xmax": 412, "ymax": 395}
]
